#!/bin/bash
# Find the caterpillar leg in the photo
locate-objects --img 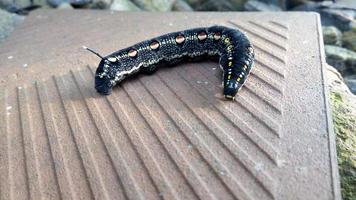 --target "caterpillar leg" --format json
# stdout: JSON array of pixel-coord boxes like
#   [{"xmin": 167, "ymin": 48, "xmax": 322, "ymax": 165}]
[
  {"xmin": 95, "ymin": 75, "xmax": 113, "ymax": 95},
  {"xmin": 224, "ymin": 96, "xmax": 235, "ymax": 100}
]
